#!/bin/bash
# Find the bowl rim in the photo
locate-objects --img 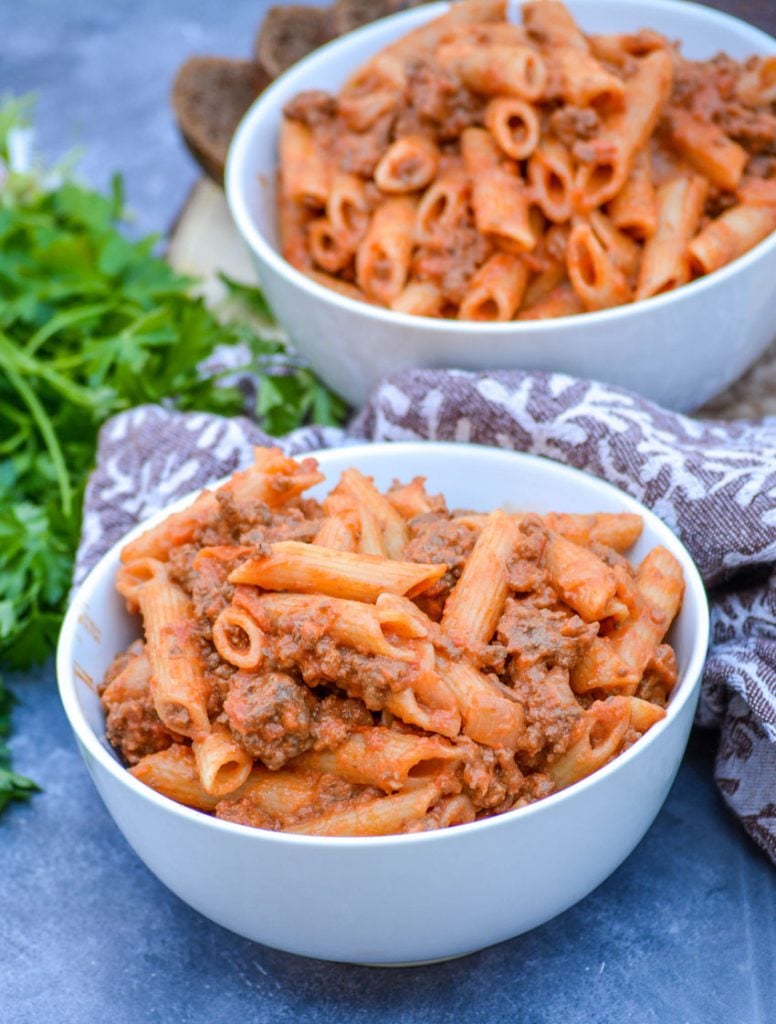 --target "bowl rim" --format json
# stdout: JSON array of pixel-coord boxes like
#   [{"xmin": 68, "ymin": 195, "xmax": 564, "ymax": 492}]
[
  {"xmin": 226, "ymin": 0, "xmax": 776, "ymax": 335},
  {"xmin": 57, "ymin": 441, "xmax": 710, "ymax": 848}
]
